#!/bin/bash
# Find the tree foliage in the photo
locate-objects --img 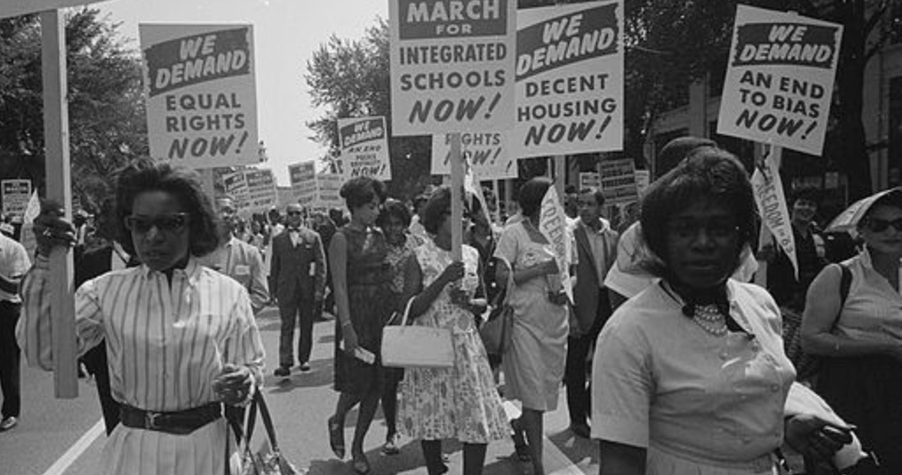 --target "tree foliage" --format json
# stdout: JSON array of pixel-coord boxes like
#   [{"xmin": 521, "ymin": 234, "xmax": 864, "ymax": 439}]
[{"xmin": 0, "ymin": 8, "xmax": 147, "ymax": 212}]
